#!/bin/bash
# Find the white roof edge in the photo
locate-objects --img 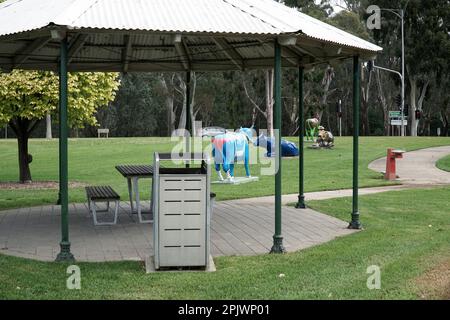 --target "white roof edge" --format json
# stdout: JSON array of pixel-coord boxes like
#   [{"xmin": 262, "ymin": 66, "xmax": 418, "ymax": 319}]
[
  {"xmin": 0, "ymin": 0, "xmax": 382, "ymax": 53},
  {"xmin": 225, "ymin": 0, "xmax": 382, "ymax": 52}
]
